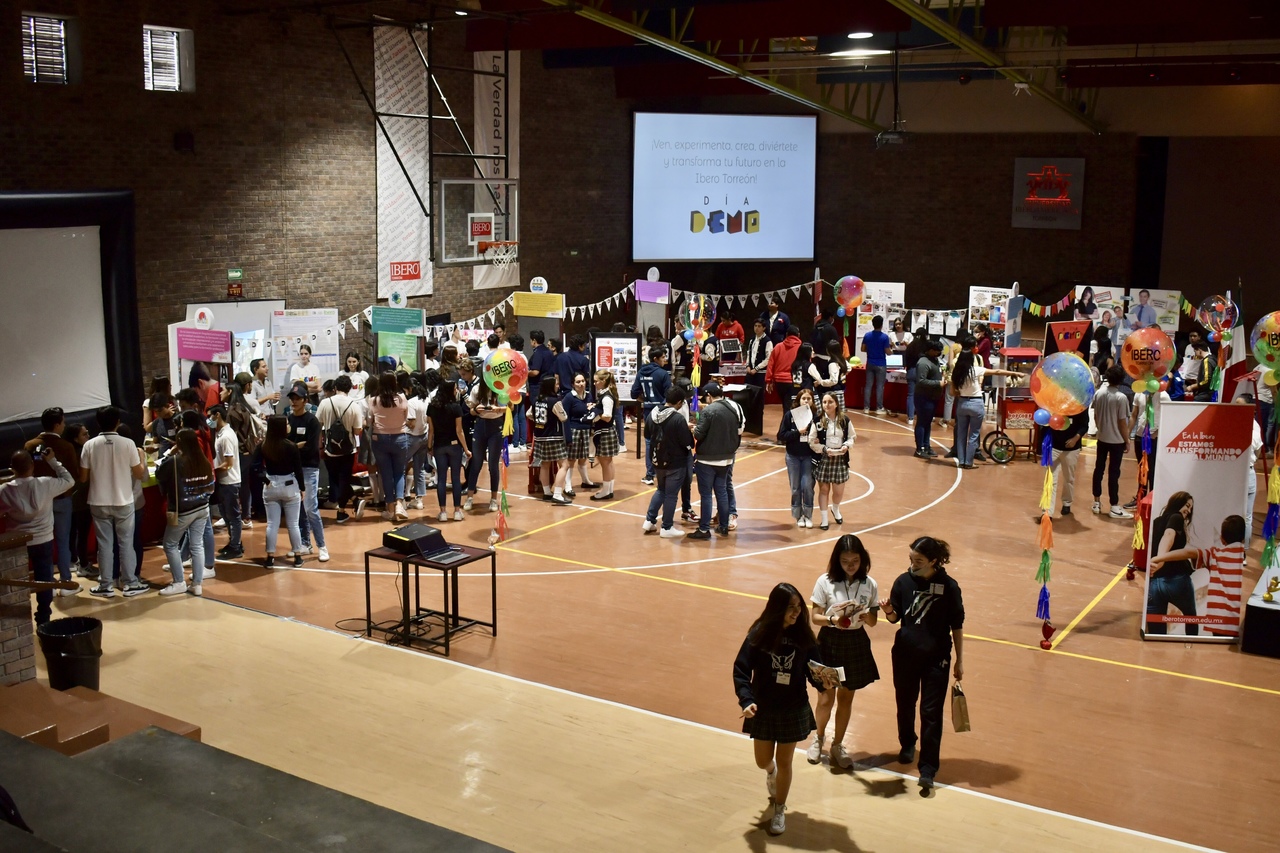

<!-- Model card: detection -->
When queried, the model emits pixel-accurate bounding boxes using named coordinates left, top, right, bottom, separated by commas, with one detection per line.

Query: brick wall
left=0, top=532, right=36, bottom=685
left=2, top=4, right=1138, bottom=386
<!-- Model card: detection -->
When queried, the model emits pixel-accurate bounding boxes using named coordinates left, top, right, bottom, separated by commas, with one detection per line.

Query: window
left=22, top=14, right=68, bottom=84
left=143, top=26, right=195, bottom=92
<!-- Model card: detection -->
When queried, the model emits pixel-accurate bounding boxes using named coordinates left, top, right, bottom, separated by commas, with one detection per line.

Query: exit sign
left=227, top=268, right=244, bottom=281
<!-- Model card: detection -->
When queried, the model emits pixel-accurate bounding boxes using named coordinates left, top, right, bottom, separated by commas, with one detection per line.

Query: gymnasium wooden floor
left=48, top=409, right=1276, bottom=851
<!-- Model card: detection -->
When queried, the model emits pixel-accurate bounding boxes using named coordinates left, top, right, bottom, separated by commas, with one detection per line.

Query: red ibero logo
left=1164, top=405, right=1252, bottom=461
left=390, top=262, right=421, bottom=282
left=470, top=220, right=493, bottom=240
left=1025, top=165, right=1072, bottom=209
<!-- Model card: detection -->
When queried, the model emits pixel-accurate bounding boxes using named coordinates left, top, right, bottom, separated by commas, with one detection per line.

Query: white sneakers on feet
left=1110, top=507, right=1134, bottom=519
left=802, top=517, right=812, bottom=528
left=806, top=736, right=823, bottom=764
left=796, top=518, right=805, bottom=529
left=768, top=803, right=786, bottom=836
left=318, top=547, right=330, bottom=562
left=830, top=742, right=853, bottom=769
left=1092, top=501, right=1102, bottom=514
left=56, top=585, right=81, bottom=597
left=159, top=582, right=187, bottom=596
left=642, top=520, right=656, bottom=533
left=454, top=509, right=464, bottom=522
left=410, top=497, right=423, bottom=510
left=463, top=496, right=474, bottom=511
left=438, top=511, right=448, bottom=522
left=658, top=527, right=683, bottom=539
left=394, top=501, right=409, bottom=522
left=489, top=499, right=499, bottom=512
left=189, top=584, right=203, bottom=597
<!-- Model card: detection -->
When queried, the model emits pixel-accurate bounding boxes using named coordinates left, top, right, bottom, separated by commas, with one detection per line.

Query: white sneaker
left=830, top=742, right=853, bottom=769
left=438, top=511, right=448, bottom=522
left=463, top=496, right=474, bottom=511
left=410, top=497, right=423, bottom=510
left=454, top=509, right=464, bottom=522
left=863, top=408, right=871, bottom=415
left=213, top=518, right=226, bottom=529
left=797, top=518, right=805, bottom=529
left=488, top=499, right=499, bottom=512
left=642, top=520, right=656, bottom=533
left=768, top=803, right=786, bottom=836
left=202, top=567, right=216, bottom=579
left=381, top=511, right=394, bottom=521
left=766, top=764, right=777, bottom=800
left=806, top=736, right=824, bottom=764
left=876, top=408, right=887, bottom=415
left=802, top=517, right=813, bottom=528
left=189, top=584, right=203, bottom=597
left=659, top=527, right=683, bottom=539
left=181, top=559, right=192, bottom=568
left=394, top=501, right=409, bottom=522
left=242, top=520, right=254, bottom=529
left=1092, top=501, right=1102, bottom=514
left=159, top=582, right=187, bottom=596
left=318, top=547, right=330, bottom=562
left=1110, top=507, right=1134, bottom=519
left=56, top=585, right=81, bottom=597
left=728, top=514, right=738, bottom=530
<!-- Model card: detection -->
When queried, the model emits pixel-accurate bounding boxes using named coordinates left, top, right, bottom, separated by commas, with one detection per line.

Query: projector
left=875, top=130, right=910, bottom=148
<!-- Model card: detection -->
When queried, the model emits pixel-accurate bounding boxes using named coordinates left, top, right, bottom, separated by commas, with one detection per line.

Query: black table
left=1241, top=567, right=1280, bottom=658
left=363, top=545, right=497, bottom=656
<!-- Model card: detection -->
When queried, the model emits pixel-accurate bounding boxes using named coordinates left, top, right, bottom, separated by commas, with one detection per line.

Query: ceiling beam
left=538, top=0, right=888, bottom=132
left=882, top=0, right=1105, bottom=134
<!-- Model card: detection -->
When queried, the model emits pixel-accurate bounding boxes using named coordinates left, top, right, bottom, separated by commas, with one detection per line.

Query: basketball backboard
left=438, top=178, right=519, bottom=266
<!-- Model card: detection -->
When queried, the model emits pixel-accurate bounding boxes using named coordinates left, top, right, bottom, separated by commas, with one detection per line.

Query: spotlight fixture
left=831, top=48, right=891, bottom=58
left=455, top=9, right=468, bottom=15
left=847, top=31, right=873, bottom=39
left=958, top=71, right=972, bottom=85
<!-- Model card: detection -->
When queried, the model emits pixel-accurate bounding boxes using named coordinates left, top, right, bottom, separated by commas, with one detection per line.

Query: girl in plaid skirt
left=531, top=377, right=571, bottom=504
left=808, top=392, right=855, bottom=530
left=733, top=582, right=838, bottom=837
left=590, top=369, right=620, bottom=501
left=562, top=373, right=599, bottom=497
left=806, top=534, right=880, bottom=770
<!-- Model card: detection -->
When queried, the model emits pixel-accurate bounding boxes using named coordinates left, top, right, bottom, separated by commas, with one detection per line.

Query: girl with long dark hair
left=466, top=372, right=509, bottom=512
left=903, top=327, right=928, bottom=425
left=562, top=372, right=599, bottom=497
left=340, top=352, right=369, bottom=402
left=950, top=336, right=1023, bottom=468
left=1147, top=491, right=1198, bottom=636
left=367, top=371, right=413, bottom=521
left=426, top=379, right=471, bottom=521
left=254, top=415, right=305, bottom=569
left=530, top=376, right=570, bottom=502
left=777, top=386, right=819, bottom=528
left=589, top=369, right=620, bottom=500
left=808, top=392, right=855, bottom=530
left=806, top=535, right=880, bottom=769
left=157, top=429, right=215, bottom=596
left=789, top=343, right=815, bottom=397
left=733, top=582, right=837, bottom=836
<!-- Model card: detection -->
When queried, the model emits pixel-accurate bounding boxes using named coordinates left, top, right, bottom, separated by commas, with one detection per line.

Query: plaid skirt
left=813, top=454, right=850, bottom=483
left=593, top=428, right=619, bottom=458
left=818, top=627, right=879, bottom=690
left=742, top=702, right=817, bottom=744
left=532, top=435, right=567, bottom=465
left=568, top=428, right=592, bottom=460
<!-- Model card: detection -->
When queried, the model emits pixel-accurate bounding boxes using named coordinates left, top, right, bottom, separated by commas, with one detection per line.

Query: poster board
left=185, top=299, right=285, bottom=338
left=269, top=309, right=341, bottom=391
left=1043, top=321, right=1092, bottom=357
left=1124, top=288, right=1181, bottom=335
left=1144, top=402, right=1255, bottom=641
left=233, top=331, right=266, bottom=376
left=852, top=281, right=906, bottom=353
left=371, top=306, right=425, bottom=373
left=591, top=334, right=642, bottom=402
left=968, top=286, right=1013, bottom=346
left=1073, top=285, right=1125, bottom=346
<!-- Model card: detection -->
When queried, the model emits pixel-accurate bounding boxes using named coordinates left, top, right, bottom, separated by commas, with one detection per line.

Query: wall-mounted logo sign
left=390, top=261, right=421, bottom=282
left=1013, top=158, right=1084, bottom=230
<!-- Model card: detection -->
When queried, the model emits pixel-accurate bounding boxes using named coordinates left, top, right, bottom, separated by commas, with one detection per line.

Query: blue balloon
left=836, top=307, right=846, bottom=318
left=683, top=329, right=695, bottom=341
left=1033, top=408, right=1052, bottom=426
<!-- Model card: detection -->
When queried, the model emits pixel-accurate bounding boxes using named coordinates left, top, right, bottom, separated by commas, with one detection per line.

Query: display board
left=968, top=286, right=1013, bottom=346
left=269, top=309, right=340, bottom=391
left=371, top=306, right=425, bottom=372
left=1072, top=285, right=1124, bottom=346
left=1124, top=288, right=1181, bottom=335
left=852, top=281, right=907, bottom=354
left=592, top=334, right=642, bottom=402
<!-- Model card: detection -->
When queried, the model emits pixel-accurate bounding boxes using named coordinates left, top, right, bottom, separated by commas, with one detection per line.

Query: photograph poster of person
left=1144, top=401, right=1256, bottom=641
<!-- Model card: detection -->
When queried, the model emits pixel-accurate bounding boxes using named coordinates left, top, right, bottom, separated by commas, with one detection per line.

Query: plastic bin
left=35, top=616, right=103, bottom=691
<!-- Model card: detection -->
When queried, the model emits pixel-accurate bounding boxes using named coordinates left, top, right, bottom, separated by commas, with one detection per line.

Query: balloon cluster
left=1119, top=327, right=1176, bottom=394
left=681, top=294, right=717, bottom=343
left=834, top=275, right=865, bottom=318
left=1029, top=352, right=1095, bottom=429
left=1196, top=295, right=1238, bottom=343
left=482, top=348, right=529, bottom=405
left=1253, top=311, right=1280, bottom=387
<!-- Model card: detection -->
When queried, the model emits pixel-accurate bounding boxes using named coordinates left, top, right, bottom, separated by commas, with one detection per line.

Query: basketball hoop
left=479, top=240, right=519, bottom=272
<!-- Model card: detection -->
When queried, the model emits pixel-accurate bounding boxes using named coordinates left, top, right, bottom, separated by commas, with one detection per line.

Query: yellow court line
left=497, top=546, right=1279, bottom=698
left=1051, top=566, right=1130, bottom=650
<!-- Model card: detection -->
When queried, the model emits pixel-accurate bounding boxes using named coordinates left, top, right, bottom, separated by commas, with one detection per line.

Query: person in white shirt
left=208, top=405, right=243, bottom=559
left=0, top=447, right=77, bottom=622
left=950, top=336, right=1024, bottom=469
left=289, top=344, right=322, bottom=398
left=405, top=377, right=435, bottom=510
left=339, top=352, right=370, bottom=403
left=317, top=373, right=366, bottom=523
left=1182, top=330, right=1205, bottom=385
left=251, top=358, right=280, bottom=415
left=80, top=406, right=149, bottom=597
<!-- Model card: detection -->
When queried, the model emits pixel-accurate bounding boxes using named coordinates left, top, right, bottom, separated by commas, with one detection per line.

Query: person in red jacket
left=716, top=310, right=745, bottom=346
left=766, top=326, right=803, bottom=412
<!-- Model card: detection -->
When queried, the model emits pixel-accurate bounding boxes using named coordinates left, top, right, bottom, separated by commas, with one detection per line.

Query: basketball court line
left=1050, top=565, right=1130, bottom=650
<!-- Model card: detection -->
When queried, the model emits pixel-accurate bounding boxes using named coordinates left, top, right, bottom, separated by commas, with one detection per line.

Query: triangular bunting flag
left=487, top=309, right=496, bottom=323
left=628, top=282, right=637, bottom=294
left=350, top=317, right=360, bottom=332
left=752, top=293, right=761, bottom=307
left=362, top=307, right=373, bottom=322
left=790, top=285, right=802, bottom=298
left=337, top=324, right=345, bottom=339
left=497, top=301, right=507, bottom=316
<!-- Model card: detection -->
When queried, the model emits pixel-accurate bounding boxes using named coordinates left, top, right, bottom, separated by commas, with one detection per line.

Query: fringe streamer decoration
left=1036, top=548, right=1052, bottom=585
left=1040, top=432, right=1053, bottom=467
left=1132, top=516, right=1145, bottom=550
left=1037, top=584, right=1051, bottom=621
left=1039, top=469, right=1054, bottom=513
left=1269, top=470, right=1280, bottom=506
left=1038, top=513, right=1054, bottom=550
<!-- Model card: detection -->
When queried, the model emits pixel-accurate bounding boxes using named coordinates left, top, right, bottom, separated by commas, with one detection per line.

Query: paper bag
left=951, top=682, right=971, bottom=733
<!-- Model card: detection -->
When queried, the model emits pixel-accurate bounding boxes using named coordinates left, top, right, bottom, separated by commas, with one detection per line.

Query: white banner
left=376, top=27, right=433, bottom=298
left=1145, top=402, right=1255, bottom=641
left=473, top=50, right=520, bottom=291
left=269, top=309, right=341, bottom=391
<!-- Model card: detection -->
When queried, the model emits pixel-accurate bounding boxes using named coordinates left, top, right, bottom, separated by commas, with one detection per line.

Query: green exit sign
left=227, top=268, right=244, bottom=281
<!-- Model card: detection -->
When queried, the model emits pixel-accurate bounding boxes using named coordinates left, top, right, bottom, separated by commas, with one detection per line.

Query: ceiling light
left=848, top=32, right=873, bottom=40
left=455, top=9, right=468, bottom=15
left=831, top=48, right=891, bottom=58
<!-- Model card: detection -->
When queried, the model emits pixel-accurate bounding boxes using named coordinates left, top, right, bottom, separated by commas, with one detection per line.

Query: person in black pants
left=879, top=535, right=965, bottom=795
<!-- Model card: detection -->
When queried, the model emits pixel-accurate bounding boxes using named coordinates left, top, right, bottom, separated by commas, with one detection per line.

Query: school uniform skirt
left=813, top=454, right=850, bottom=484
left=568, top=427, right=592, bottom=459
left=593, top=427, right=619, bottom=457
left=743, top=702, right=817, bottom=744
left=532, top=435, right=567, bottom=465
left=817, top=626, right=879, bottom=690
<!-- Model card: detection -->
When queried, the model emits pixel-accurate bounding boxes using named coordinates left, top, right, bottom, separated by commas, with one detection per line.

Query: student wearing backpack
left=225, top=372, right=265, bottom=524
left=318, top=374, right=363, bottom=524
left=286, top=383, right=328, bottom=561
left=641, top=386, right=693, bottom=538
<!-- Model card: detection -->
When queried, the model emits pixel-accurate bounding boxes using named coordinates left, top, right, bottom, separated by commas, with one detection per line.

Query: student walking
left=809, top=392, right=855, bottom=530
left=777, top=387, right=818, bottom=528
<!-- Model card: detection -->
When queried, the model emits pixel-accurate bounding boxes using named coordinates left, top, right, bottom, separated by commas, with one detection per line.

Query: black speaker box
left=383, top=523, right=446, bottom=557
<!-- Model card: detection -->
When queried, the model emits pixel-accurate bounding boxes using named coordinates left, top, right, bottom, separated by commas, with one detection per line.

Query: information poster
left=1145, top=402, right=1255, bottom=641
left=1043, top=321, right=1092, bottom=356
left=968, top=286, right=1012, bottom=346
left=269, top=308, right=340, bottom=390
left=592, top=334, right=642, bottom=402
left=1124, top=288, right=1181, bottom=335
left=371, top=306, right=425, bottom=372
left=175, top=328, right=232, bottom=363
left=852, top=281, right=907, bottom=354
left=1073, top=285, right=1125, bottom=346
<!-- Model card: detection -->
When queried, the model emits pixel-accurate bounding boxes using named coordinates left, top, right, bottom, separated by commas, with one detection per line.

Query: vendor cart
left=982, top=346, right=1042, bottom=463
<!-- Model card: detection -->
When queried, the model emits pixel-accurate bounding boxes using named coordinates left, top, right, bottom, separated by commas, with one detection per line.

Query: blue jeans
left=646, top=464, right=687, bottom=530
left=372, top=433, right=411, bottom=502
left=1146, top=573, right=1199, bottom=636
left=467, top=418, right=505, bottom=495
left=864, top=365, right=886, bottom=410
left=642, top=404, right=659, bottom=479
left=298, top=468, right=324, bottom=549
left=264, top=483, right=302, bottom=555
left=91, top=504, right=137, bottom=585
left=695, top=462, right=731, bottom=532
left=180, top=506, right=215, bottom=568
left=434, top=444, right=466, bottom=509
left=914, top=396, right=937, bottom=451
left=217, top=483, right=242, bottom=550
left=29, top=541, right=54, bottom=623
left=164, top=509, right=208, bottom=585
left=512, top=404, right=528, bottom=447
left=955, top=397, right=985, bottom=465
left=52, top=495, right=73, bottom=581
left=785, top=453, right=815, bottom=521
left=905, top=368, right=917, bottom=420
left=410, top=436, right=433, bottom=497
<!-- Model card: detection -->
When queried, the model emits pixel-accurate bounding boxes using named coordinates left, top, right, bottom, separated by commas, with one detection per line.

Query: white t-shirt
left=407, top=396, right=430, bottom=437
left=81, top=432, right=140, bottom=507
left=956, top=362, right=987, bottom=398
left=214, top=424, right=242, bottom=485
left=811, top=574, right=880, bottom=631
left=341, top=370, right=370, bottom=401
left=1182, top=345, right=1201, bottom=382
left=290, top=361, right=320, bottom=389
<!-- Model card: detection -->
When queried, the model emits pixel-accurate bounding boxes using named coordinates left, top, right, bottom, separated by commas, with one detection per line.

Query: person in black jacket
left=631, top=346, right=672, bottom=486
left=777, top=387, right=819, bottom=528
left=253, top=416, right=306, bottom=569
left=880, top=536, right=965, bottom=794
left=733, top=582, right=838, bottom=836
left=912, top=341, right=945, bottom=457
left=157, top=429, right=215, bottom=596
left=641, top=387, right=693, bottom=538
left=1047, top=410, right=1090, bottom=517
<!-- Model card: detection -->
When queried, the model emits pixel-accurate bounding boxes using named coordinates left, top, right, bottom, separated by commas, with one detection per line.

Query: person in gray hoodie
left=642, top=387, right=693, bottom=538
left=0, top=447, right=76, bottom=622
left=690, top=382, right=740, bottom=540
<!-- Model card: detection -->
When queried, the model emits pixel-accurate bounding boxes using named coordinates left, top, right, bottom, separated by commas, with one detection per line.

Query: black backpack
left=324, top=401, right=355, bottom=456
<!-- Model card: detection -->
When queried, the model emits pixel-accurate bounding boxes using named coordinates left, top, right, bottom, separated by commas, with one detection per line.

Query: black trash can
left=35, top=616, right=103, bottom=691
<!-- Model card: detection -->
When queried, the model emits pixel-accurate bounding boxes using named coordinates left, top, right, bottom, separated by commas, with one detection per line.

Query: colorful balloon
left=1196, top=295, right=1238, bottom=334
left=1033, top=408, right=1052, bottom=426
left=835, top=276, right=865, bottom=313
left=1250, top=311, right=1280, bottom=369
left=683, top=294, right=717, bottom=334
left=482, top=348, right=528, bottom=403
left=1048, top=413, right=1066, bottom=429
left=1119, top=327, right=1175, bottom=382
left=1029, top=352, right=1096, bottom=417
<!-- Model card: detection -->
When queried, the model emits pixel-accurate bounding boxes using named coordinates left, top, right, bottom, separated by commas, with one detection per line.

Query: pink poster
left=176, top=328, right=233, bottom=363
